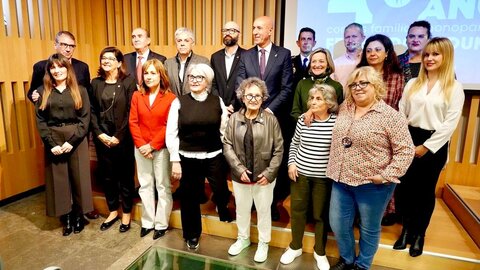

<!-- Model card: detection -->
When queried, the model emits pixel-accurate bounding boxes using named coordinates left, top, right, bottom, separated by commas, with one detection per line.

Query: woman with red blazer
left=129, top=59, right=176, bottom=240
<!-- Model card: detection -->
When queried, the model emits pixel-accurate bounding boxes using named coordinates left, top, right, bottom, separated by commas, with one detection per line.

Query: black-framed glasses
left=342, top=137, right=352, bottom=148
left=57, top=42, right=76, bottom=49
left=101, top=57, right=117, bottom=62
left=348, top=81, right=370, bottom=91
left=243, top=94, right=264, bottom=101
left=221, top=28, right=240, bottom=35
left=187, top=75, right=205, bottom=82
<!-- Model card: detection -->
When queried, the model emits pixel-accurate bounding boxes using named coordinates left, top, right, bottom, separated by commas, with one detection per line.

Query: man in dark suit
left=236, top=16, right=294, bottom=221
left=124, top=27, right=167, bottom=86
left=210, top=21, right=245, bottom=114
left=291, top=27, right=316, bottom=87
left=27, top=31, right=91, bottom=103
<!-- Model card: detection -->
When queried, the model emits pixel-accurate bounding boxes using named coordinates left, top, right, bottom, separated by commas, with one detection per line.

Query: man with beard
left=291, top=27, right=316, bottom=87
left=210, top=21, right=245, bottom=114
left=332, top=23, right=365, bottom=88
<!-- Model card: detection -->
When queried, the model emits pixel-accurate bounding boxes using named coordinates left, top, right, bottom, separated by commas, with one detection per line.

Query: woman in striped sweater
left=280, top=84, right=339, bottom=270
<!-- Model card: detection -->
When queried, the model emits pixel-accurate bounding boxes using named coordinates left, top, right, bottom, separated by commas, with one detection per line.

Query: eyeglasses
left=221, top=28, right=240, bottom=35
left=348, top=81, right=370, bottom=91
left=243, top=94, right=264, bottom=101
left=342, top=137, right=352, bottom=148
left=101, top=57, right=117, bottom=62
left=187, top=75, right=205, bottom=82
left=57, top=42, right=76, bottom=49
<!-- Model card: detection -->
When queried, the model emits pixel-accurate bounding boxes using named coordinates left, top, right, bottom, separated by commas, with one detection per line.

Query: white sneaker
left=313, top=251, right=330, bottom=270
left=254, top=242, right=269, bottom=263
left=280, top=247, right=302, bottom=264
left=228, top=238, right=251, bottom=256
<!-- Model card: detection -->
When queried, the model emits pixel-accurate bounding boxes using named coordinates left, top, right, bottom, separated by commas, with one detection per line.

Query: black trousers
left=179, top=154, right=230, bottom=240
left=94, top=138, right=135, bottom=213
left=272, top=111, right=294, bottom=205
left=397, top=126, right=448, bottom=236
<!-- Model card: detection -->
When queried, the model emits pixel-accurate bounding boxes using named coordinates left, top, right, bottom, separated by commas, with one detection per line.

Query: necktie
left=260, top=49, right=266, bottom=79
left=136, top=55, right=143, bottom=85
left=302, top=57, right=308, bottom=69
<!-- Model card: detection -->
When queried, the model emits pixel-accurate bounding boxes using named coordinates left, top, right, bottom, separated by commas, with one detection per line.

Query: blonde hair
left=345, top=66, right=386, bottom=103
left=309, top=48, right=335, bottom=74
left=409, top=37, right=455, bottom=103
left=39, top=54, right=82, bottom=110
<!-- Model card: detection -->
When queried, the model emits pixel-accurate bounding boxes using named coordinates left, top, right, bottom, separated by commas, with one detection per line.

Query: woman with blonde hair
left=129, top=59, right=176, bottom=239
left=36, top=53, right=92, bottom=236
left=327, top=66, right=414, bottom=270
left=395, top=37, right=464, bottom=257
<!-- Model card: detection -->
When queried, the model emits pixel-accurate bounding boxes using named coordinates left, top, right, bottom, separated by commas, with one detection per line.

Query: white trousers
left=232, top=180, right=276, bottom=243
left=134, top=148, right=172, bottom=230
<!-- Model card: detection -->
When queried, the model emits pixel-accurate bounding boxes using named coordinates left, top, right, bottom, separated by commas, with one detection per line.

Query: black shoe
left=140, top=227, right=153, bottom=237
left=409, top=235, right=424, bottom=257
left=100, top=216, right=119, bottom=231
left=352, top=264, right=367, bottom=270
left=271, top=205, right=280, bottom=221
left=218, top=207, right=233, bottom=223
left=153, top=229, right=167, bottom=240
left=85, top=210, right=100, bottom=219
left=186, top=238, right=199, bottom=249
left=119, top=223, right=131, bottom=233
left=393, top=228, right=410, bottom=250
left=381, top=213, right=396, bottom=226
left=73, top=216, right=87, bottom=234
left=186, top=238, right=200, bottom=249
left=331, top=257, right=354, bottom=270
left=62, top=214, right=73, bottom=236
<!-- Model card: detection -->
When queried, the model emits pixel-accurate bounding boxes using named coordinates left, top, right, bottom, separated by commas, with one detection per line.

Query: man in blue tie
left=291, top=27, right=316, bottom=87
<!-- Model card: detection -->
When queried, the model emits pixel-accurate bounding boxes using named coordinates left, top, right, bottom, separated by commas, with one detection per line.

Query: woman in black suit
left=90, top=47, right=136, bottom=232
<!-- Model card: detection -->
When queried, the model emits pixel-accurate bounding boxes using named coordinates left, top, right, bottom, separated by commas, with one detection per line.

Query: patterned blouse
left=326, top=100, right=415, bottom=186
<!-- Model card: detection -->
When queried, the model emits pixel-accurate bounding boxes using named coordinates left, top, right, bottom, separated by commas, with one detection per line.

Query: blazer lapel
left=141, top=92, right=152, bottom=110
left=263, top=45, right=279, bottom=79
left=251, top=48, right=261, bottom=77
left=227, top=50, right=242, bottom=81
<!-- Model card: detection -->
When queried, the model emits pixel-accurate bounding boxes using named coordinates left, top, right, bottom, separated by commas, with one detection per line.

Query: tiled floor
left=0, top=192, right=398, bottom=270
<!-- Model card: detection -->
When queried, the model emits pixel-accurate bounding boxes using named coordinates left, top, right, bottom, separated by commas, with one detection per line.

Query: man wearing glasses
left=210, top=21, right=245, bottom=115
left=28, top=31, right=91, bottom=103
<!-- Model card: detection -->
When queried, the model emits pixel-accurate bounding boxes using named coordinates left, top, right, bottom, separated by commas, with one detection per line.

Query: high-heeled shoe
left=62, top=214, right=73, bottom=236
left=393, top=228, right=410, bottom=250
left=100, top=216, right=119, bottom=231
left=409, top=235, right=424, bottom=257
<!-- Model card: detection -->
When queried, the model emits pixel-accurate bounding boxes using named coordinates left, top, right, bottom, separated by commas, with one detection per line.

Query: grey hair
left=236, top=77, right=269, bottom=101
left=186, top=63, right=214, bottom=87
left=174, top=27, right=195, bottom=43
left=307, top=84, right=339, bottom=113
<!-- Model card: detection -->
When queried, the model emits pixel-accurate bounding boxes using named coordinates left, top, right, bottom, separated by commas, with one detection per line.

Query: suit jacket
left=89, top=75, right=136, bottom=142
left=124, top=50, right=167, bottom=83
left=291, top=54, right=310, bottom=87
left=210, top=46, right=245, bottom=110
left=236, top=44, right=294, bottom=116
left=164, top=52, right=210, bottom=97
left=28, top=58, right=90, bottom=103
left=129, top=90, right=176, bottom=150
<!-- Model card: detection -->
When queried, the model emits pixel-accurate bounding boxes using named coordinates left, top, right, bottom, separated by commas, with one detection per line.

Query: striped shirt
left=288, top=114, right=336, bottom=178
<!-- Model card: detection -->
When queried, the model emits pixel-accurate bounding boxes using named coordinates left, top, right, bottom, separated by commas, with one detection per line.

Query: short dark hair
left=297, top=27, right=315, bottom=41
left=97, top=46, right=128, bottom=80
left=408, top=20, right=431, bottom=38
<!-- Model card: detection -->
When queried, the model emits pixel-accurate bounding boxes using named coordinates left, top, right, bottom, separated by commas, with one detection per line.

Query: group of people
left=30, top=15, right=464, bottom=270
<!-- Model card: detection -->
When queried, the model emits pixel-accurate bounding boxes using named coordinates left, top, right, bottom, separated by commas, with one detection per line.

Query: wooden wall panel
left=2, top=0, right=477, bottom=203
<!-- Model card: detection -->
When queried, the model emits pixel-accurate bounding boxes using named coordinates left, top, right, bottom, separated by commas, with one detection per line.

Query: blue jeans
left=329, top=182, right=395, bottom=269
